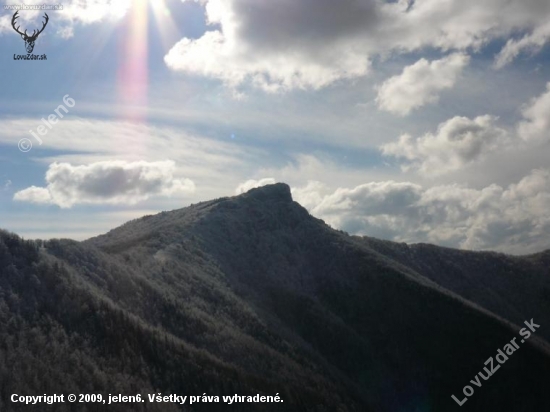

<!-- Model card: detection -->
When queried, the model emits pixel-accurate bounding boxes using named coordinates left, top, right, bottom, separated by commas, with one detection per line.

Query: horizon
left=5, top=181, right=547, bottom=258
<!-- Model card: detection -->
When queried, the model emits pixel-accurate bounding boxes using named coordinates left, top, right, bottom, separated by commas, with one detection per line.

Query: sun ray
left=150, top=0, right=182, bottom=51
left=117, top=0, right=149, bottom=123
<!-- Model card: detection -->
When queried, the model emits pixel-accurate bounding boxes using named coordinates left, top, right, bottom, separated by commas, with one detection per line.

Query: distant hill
left=1, top=183, right=550, bottom=411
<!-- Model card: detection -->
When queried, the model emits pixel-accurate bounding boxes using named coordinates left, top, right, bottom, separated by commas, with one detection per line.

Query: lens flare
left=117, top=0, right=149, bottom=122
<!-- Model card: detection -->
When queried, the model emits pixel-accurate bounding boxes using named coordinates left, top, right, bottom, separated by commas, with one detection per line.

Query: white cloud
left=60, top=0, right=132, bottom=24
left=294, top=169, right=550, bottom=254
left=0, top=117, right=263, bottom=201
left=14, top=160, right=195, bottom=208
left=253, top=154, right=398, bottom=196
left=381, top=115, right=508, bottom=174
left=518, top=83, right=550, bottom=142
left=291, top=181, right=330, bottom=211
left=375, top=54, right=470, bottom=116
left=495, top=21, right=550, bottom=68
left=235, top=178, right=276, bottom=194
left=56, top=26, right=74, bottom=39
left=0, top=15, right=11, bottom=32
left=164, top=27, right=370, bottom=92
left=14, top=186, right=52, bottom=204
left=167, top=0, right=550, bottom=91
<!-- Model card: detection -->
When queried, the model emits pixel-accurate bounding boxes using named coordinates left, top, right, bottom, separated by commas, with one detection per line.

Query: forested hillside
left=1, top=184, right=550, bottom=411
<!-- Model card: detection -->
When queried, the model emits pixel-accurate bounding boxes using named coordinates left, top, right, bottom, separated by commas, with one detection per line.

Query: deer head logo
left=11, top=12, right=49, bottom=54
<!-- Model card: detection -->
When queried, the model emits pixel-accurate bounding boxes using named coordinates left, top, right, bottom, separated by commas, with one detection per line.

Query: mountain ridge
left=1, top=183, right=550, bottom=411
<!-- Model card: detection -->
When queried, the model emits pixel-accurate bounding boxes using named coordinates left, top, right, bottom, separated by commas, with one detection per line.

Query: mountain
left=1, top=183, right=550, bottom=411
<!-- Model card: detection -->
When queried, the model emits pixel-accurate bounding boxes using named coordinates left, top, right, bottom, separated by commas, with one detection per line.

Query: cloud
left=14, top=160, right=195, bottom=208
left=13, top=186, right=52, bottom=204
left=518, top=82, right=550, bottom=142
left=495, top=21, right=550, bottom=68
left=0, top=117, right=262, bottom=200
left=164, top=22, right=370, bottom=91
left=56, top=26, right=74, bottom=39
left=294, top=169, right=550, bottom=254
left=235, top=178, right=276, bottom=194
left=165, top=0, right=380, bottom=90
left=375, top=54, right=470, bottom=116
left=291, top=181, right=330, bottom=211
left=0, top=15, right=11, bottom=32
left=381, top=115, right=508, bottom=174
left=167, top=0, right=550, bottom=91
left=60, top=0, right=132, bottom=23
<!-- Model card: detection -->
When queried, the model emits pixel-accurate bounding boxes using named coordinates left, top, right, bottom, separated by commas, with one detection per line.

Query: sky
left=0, top=0, right=549, bottom=254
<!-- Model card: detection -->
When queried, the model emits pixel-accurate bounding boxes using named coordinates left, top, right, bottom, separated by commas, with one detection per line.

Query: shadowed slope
left=1, top=184, right=550, bottom=411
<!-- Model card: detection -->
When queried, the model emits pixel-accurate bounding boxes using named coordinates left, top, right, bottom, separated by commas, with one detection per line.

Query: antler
left=11, top=12, right=49, bottom=40
left=11, top=11, right=27, bottom=38
left=33, top=13, right=49, bottom=38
